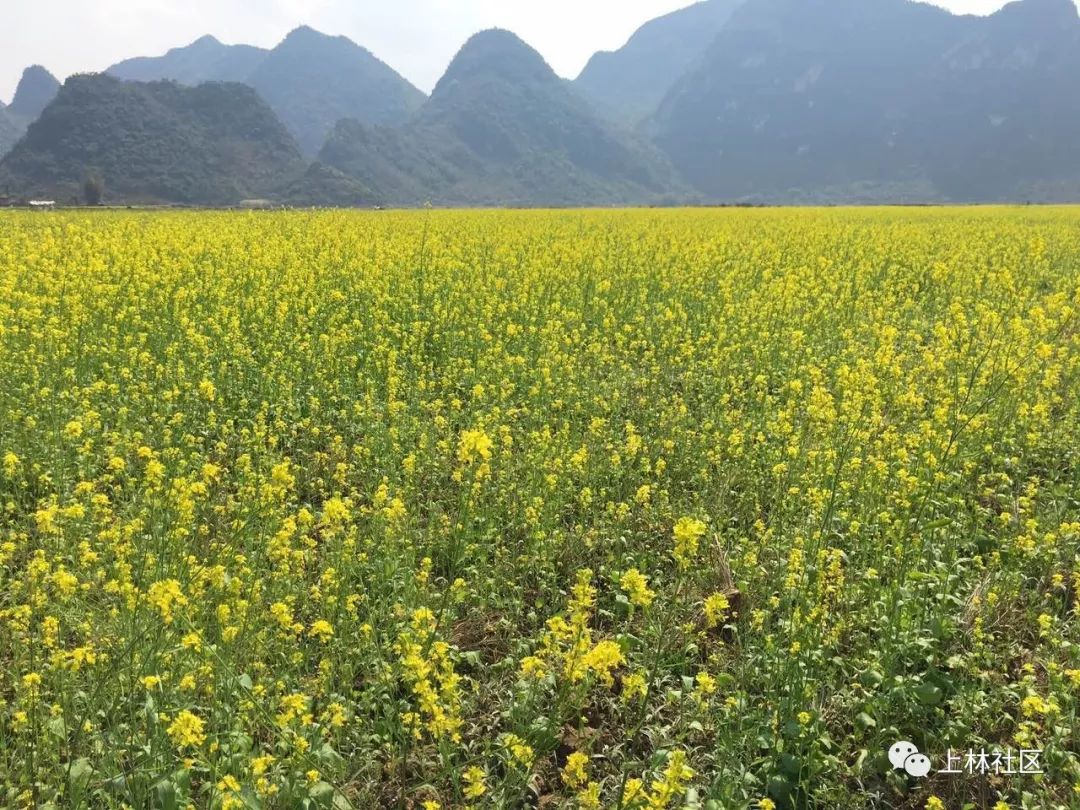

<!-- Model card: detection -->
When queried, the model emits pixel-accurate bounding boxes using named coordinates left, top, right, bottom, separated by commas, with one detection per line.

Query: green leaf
left=69, top=757, right=93, bottom=791
left=317, top=742, right=345, bottom=770
left=853, top=749, right=869, bottom=771
left=309, top=781, right=336, bottom=807
left=152, top=778, right=177, bottom=810
left=915, top=683, right=943, bottom=705
left=48, top=715, right=68, bottom=738
left=859, top=669, right=884, bottom=688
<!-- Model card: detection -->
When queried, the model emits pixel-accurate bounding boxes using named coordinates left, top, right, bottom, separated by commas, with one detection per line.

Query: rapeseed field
left=0, top=208, right=1078, bottom=809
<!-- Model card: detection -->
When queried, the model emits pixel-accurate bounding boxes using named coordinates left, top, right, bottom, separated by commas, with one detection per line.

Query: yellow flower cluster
left=703, top=592, right=730, bottom=629
left=166, top=709, right=206, bottom=749
left=672, top=517, right=706, bottom=569
left=522, top=569, right=626, bottom=687
left=642, top=750, right=695, bottom=809
left=146, top=578, right=188, bottom=625
left=395, top=608, right=464, bottom=743
left=620, top=567, right=655, bottom=608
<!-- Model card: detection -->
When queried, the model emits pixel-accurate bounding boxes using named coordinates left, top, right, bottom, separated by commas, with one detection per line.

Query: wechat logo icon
left=890, top=741, right=932, bottom=778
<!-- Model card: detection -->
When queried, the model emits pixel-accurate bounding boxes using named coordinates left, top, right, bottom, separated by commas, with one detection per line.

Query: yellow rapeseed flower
left=672, top=518, right=706, bottom=569
left=167, top=710, right=206, bottom=749
left=620, top=568, right=655, bottom=608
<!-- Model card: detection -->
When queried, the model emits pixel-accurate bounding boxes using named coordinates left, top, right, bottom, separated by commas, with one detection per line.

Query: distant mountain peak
left=995, top=0, right=1078, bottom=22
left=2, top=66, right=60, bottom=156
left=246, top=24, right=425, bottom=155
left=575, top=0, right=745, bottom=126
left=317, top=26, right=689, bottom=207
left=8, top=65, right=60, bottom=118
left=651, top=0, right=1080, bottom=203
left=462, top=27, right=531, bottom=47
left=17, top=64, right=57, bottom=83
left=107, top=36, right=268, bottom=88
left=435, top=28, right=556, bottom=95
left=105, top=26, right=423, bottom=157
left=280, top=25, right=350, bottom=46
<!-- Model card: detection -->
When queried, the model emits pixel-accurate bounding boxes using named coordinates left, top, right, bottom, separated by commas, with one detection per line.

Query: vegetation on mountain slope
left=0, top=74, right=305, bottom=204
left=322, top=30, right=688, bottom=207
left=651, top=0, right=1080, bottom=202
left=107, top=27, right=426, bottom=157
left=107, top=35, right=269, bottom=86
left=575, top=0, right=745, bottom=126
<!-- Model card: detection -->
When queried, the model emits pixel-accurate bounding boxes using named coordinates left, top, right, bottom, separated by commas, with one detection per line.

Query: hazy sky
left=0, top=0, right=1066, bottom=102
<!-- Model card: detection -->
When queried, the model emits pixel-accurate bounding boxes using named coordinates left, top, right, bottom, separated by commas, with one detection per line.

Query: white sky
left=0, top=0, right=1065, bottom=103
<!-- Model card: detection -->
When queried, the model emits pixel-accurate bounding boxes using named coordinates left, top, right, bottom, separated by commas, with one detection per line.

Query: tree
left=83, top=171, right=104, bottom=205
